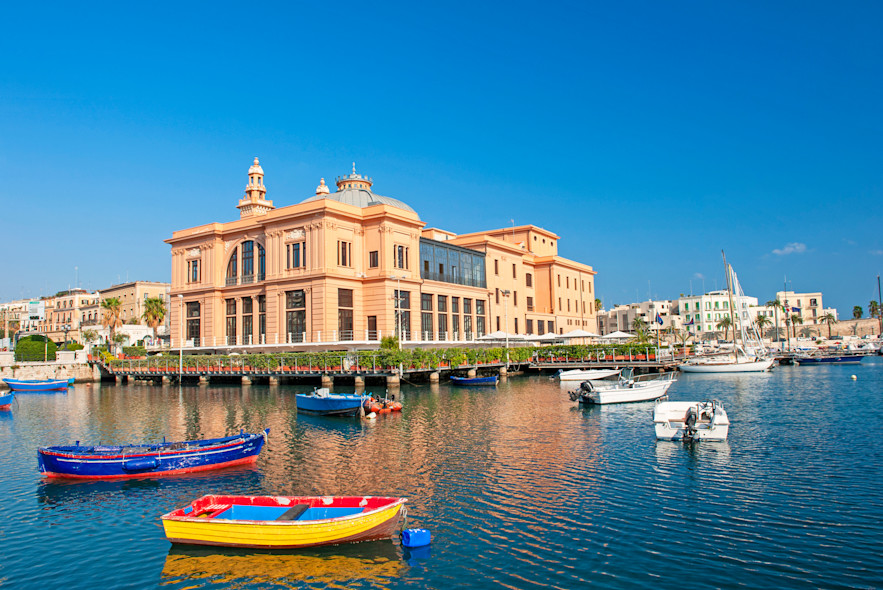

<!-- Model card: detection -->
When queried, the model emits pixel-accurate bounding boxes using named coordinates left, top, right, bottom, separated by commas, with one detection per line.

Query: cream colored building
left=166, top=159, right=597, bottom=349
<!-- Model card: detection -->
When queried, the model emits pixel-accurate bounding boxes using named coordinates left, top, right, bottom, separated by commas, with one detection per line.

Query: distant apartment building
left=598, top=300, right=679, bottom=335
left=775, top=290, right=828, bottom=325
left=166, top=159, right=597, bottom=348
left=677, top=290, right=758, bottom=336
left=47, top=288, right=100, bottom=345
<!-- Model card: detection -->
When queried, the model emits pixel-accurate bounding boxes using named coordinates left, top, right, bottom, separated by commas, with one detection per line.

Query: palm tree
left=631, top=316, right=647, bottom=333
left=716, top=315, right=732, bottom=340
left=820, top=312, right=836, bottom=338
left=142, top=296, right=166, bottom=338
left=799, top=326, right=815, bottom=338
left=853, top=305, right=863, bottom=320
left=790, top=314, right=803, bottom=340
left=101, top=297, right=123, bottom=348
left=765, top=299, right=783, bottom=341
left=594, top=298, right=603, bottom=314
left=754, top=314, right=772, bottom=339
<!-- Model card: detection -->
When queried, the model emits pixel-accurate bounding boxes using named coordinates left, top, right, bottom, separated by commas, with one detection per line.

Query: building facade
left=166, top=159, right=597, bottom=348
left=677, top=290, right=758, bottom=337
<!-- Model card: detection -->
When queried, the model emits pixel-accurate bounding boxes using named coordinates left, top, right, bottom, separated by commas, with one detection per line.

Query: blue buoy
left=401, top=528, right=431, bottom=547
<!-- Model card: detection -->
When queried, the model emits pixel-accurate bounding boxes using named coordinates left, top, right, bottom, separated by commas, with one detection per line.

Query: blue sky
left=1, top=1, right=881, bottom=316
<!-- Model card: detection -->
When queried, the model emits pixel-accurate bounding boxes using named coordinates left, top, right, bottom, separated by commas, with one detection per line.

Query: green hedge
left=110, top=344, right=659, bottom=371
left=15, top=335, right=58, bottom=361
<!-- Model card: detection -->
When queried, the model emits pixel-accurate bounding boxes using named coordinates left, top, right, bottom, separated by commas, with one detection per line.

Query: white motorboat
left=569, top=372, right=676, bottom=405
left=679, top=354, right=774, bottom=373
left=653, top=400, right=729, bottom=441
left=556, top=368, right=621, bottom=382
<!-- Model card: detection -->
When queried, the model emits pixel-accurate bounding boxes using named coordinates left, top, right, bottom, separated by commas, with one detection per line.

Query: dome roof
left=248, top=157, right=264, bottom=175
left=300, top=186, right=417, bottom=214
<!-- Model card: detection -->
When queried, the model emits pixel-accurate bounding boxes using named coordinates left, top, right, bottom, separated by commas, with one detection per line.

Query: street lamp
left=63, top=324, right=70, bottom=350
left=177, top=294, right=184, bottom=378
left=501, top=289, right=511, bottom=367
left=390, top=276, right=403, bottom=350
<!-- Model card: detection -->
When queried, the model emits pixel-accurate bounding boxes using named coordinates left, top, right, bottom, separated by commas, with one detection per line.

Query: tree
left=765, top=299, right=783, bottom=340
left=790, top=314, right=803, bottom=340
left=754, top=314, right=772, bottom=338
left=631, top=317, right=647, bottom=333
left=819, top=312, right=836, bottom=339
left=142, top=296, right=166, bottom=336
left=799, top=326, right=815, bottom=338
left=716, top=315, right=732, bottom=340
left=853, top=306, right=863, bottom=320
left=101, top=297, right=123, bottom=346
left=594, top=298, right=603, bottom=314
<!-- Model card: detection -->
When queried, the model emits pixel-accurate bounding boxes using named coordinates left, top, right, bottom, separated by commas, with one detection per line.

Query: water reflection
left=160, top=542, right=406, bottom=589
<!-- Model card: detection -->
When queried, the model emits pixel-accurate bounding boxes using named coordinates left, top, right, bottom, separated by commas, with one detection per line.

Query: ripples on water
left=1, top=360, right=881, bottom=589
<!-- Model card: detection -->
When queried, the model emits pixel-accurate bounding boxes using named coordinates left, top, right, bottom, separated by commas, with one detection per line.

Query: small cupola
left=336, top=162, right=373, bottom=190
left=237, top=157, right=275, bottom=218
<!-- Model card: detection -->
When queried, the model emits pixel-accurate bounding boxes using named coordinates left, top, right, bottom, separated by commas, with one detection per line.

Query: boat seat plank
left=297, top=507, right=365, bottom=521
left=276, top=503, right=311, bottom=521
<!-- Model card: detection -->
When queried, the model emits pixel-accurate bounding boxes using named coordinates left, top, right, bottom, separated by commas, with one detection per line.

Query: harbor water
left=1, top=359, right=881, bottom=589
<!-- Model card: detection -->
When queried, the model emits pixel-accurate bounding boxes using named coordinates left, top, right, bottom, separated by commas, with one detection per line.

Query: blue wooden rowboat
left=0, top=392, right=13, bottom=410
left=37, top=429, right=269, bottom=479
left=450, top=375, right=499, bottom=386
left=295, top=388, right=365, bottom=416
left=795, top=353, right=864, bottom=364
left=3, top=378, right=71, bottom=392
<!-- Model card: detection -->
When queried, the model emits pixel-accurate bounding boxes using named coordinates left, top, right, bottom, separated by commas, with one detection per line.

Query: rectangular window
left=188, top=260, right=199, bottom=283
left=526, top=273, right=532, bottom=287
left=463, top=298, right=472, bottom=314
left=464, top=315, right=472, bottom=337
left=338, top=241, right=352, bottom=267
left=512, top=263, right=517, bottom=279
left=421, top=293, right=433, bottom=311
left=496, top=316, right=501, bottom=331
left=226, top=298, right=236, bottom=344
left=514, top=318, right=518, bottom=334
left=566, top=276, right=570, bottom=289
left=495, top=288, right=500, bottom=304
left=286, top=290, right=306, bottom=342
left=258, top=295, right=266, bottom=341
left=437, top=313, right=447, bottom=338
left=452, top=314, right=459, bottom=338
left=475, top=300, right=485, bottom=316
left=369, top=250, right=379, bottom=268
left=395, top=245, right=409, bottom=269
left=558, top=298, right=562, bottom=311
left=437, top=295, right=447, bottom=312
left=567, top=299, right=571, bottom=312
left=476, top=316, right=485, bottom=336
left=537, top=320, right=544, bottom=334
left=514, top=291, right=518, bottom=307
left=186, top=302, right=200, bottom=345
left=451, top=297, right=459, bottom=313
left=558, top=274, right=561, bottom=287
left=527, top=296, right=534, bottom=311
left=526, top=319, right=533, bottom=334
left=494, top=259, right=499, bottom=275
left=338, top=289, right=353, bottom=341
left=421, top=312, right=433, bottom=339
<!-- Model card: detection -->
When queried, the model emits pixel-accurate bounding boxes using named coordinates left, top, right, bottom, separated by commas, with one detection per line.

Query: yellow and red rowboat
left=161, top=495, right=407, bottom=549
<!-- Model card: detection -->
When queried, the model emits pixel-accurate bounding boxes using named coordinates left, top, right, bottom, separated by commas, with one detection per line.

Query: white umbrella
left=600, top=331, right=634, bottom=340
left=562, top=329, right=601, bottom=338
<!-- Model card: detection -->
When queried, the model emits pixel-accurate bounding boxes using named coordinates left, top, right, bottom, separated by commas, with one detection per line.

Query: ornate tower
left=237, top=157, right=275, bottom=218
left=335, top=162, right=373, bottom=190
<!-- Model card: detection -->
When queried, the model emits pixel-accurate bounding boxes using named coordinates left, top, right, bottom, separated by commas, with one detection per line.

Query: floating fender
left=401, top=528, right=431, bottom=548
left=122, top=457, right=159, bottom=471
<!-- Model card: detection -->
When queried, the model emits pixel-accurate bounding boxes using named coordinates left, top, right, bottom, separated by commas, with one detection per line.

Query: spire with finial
left=237, top=156, right=274, bottom=218
left=336, top=162, right=373, bottom=190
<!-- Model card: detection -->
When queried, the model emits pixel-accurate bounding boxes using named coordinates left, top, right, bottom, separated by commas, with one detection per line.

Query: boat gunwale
left=161, top=495, right=407, bottom=527
left=38, top=431, right=265, bottom=460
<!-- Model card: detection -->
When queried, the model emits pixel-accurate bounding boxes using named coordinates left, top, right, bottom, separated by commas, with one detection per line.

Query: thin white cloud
left=693, top=272, right=704, bottom=280
left=772, top=242, right=807, bottom=256
left=871, top=249, right=883, bottom=256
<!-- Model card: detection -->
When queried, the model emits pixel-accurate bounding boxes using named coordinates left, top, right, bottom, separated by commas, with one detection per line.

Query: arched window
left=227, top=241, right=265, bottom=285
left=226, top=249, right=238, bottom=285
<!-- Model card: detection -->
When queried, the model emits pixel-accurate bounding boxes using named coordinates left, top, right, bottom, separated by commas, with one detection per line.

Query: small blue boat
left=0, top=392, right=13, bottom=409
left=295, top=388, right=365, bottom=416
left=795, top=354, right=864, bottom=365
left=38, top=429, right=269, bottom=479
left=3, top=378, right=71, bottom=392
left=450, top=375, right=499, bottom=386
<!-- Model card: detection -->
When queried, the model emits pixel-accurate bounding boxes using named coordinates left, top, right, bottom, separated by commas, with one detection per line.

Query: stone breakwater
left=0, top=362, right=99, bottom=388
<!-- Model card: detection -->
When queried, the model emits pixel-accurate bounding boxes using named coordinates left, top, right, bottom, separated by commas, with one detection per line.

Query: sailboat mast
left=722, top=250, right=739, bottom=363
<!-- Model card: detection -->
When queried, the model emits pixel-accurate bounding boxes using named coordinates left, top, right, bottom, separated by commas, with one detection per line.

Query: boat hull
left=162, top=495, right=407, bottom=549
left=580, top=379, right=674, bottom=404
left=0, top=392, right=13, bottom=410
left=295, top=394, right=364, bottom=416
left=557, top=369, right=620, bottom=381
left=795, top=355, right=864, bottom=364
left=654, top=401, right=729, bottom=441
left=3, top=378, right=70, bottom=392
left=37, top=430, right=268, bottom=479
left=678, top=358, right=774, bottom=373
left=450, top=376, right=498, bottom=386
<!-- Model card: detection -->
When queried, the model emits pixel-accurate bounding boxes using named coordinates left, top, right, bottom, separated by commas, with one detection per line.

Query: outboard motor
left=683, top=407, right=698, bottom=443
